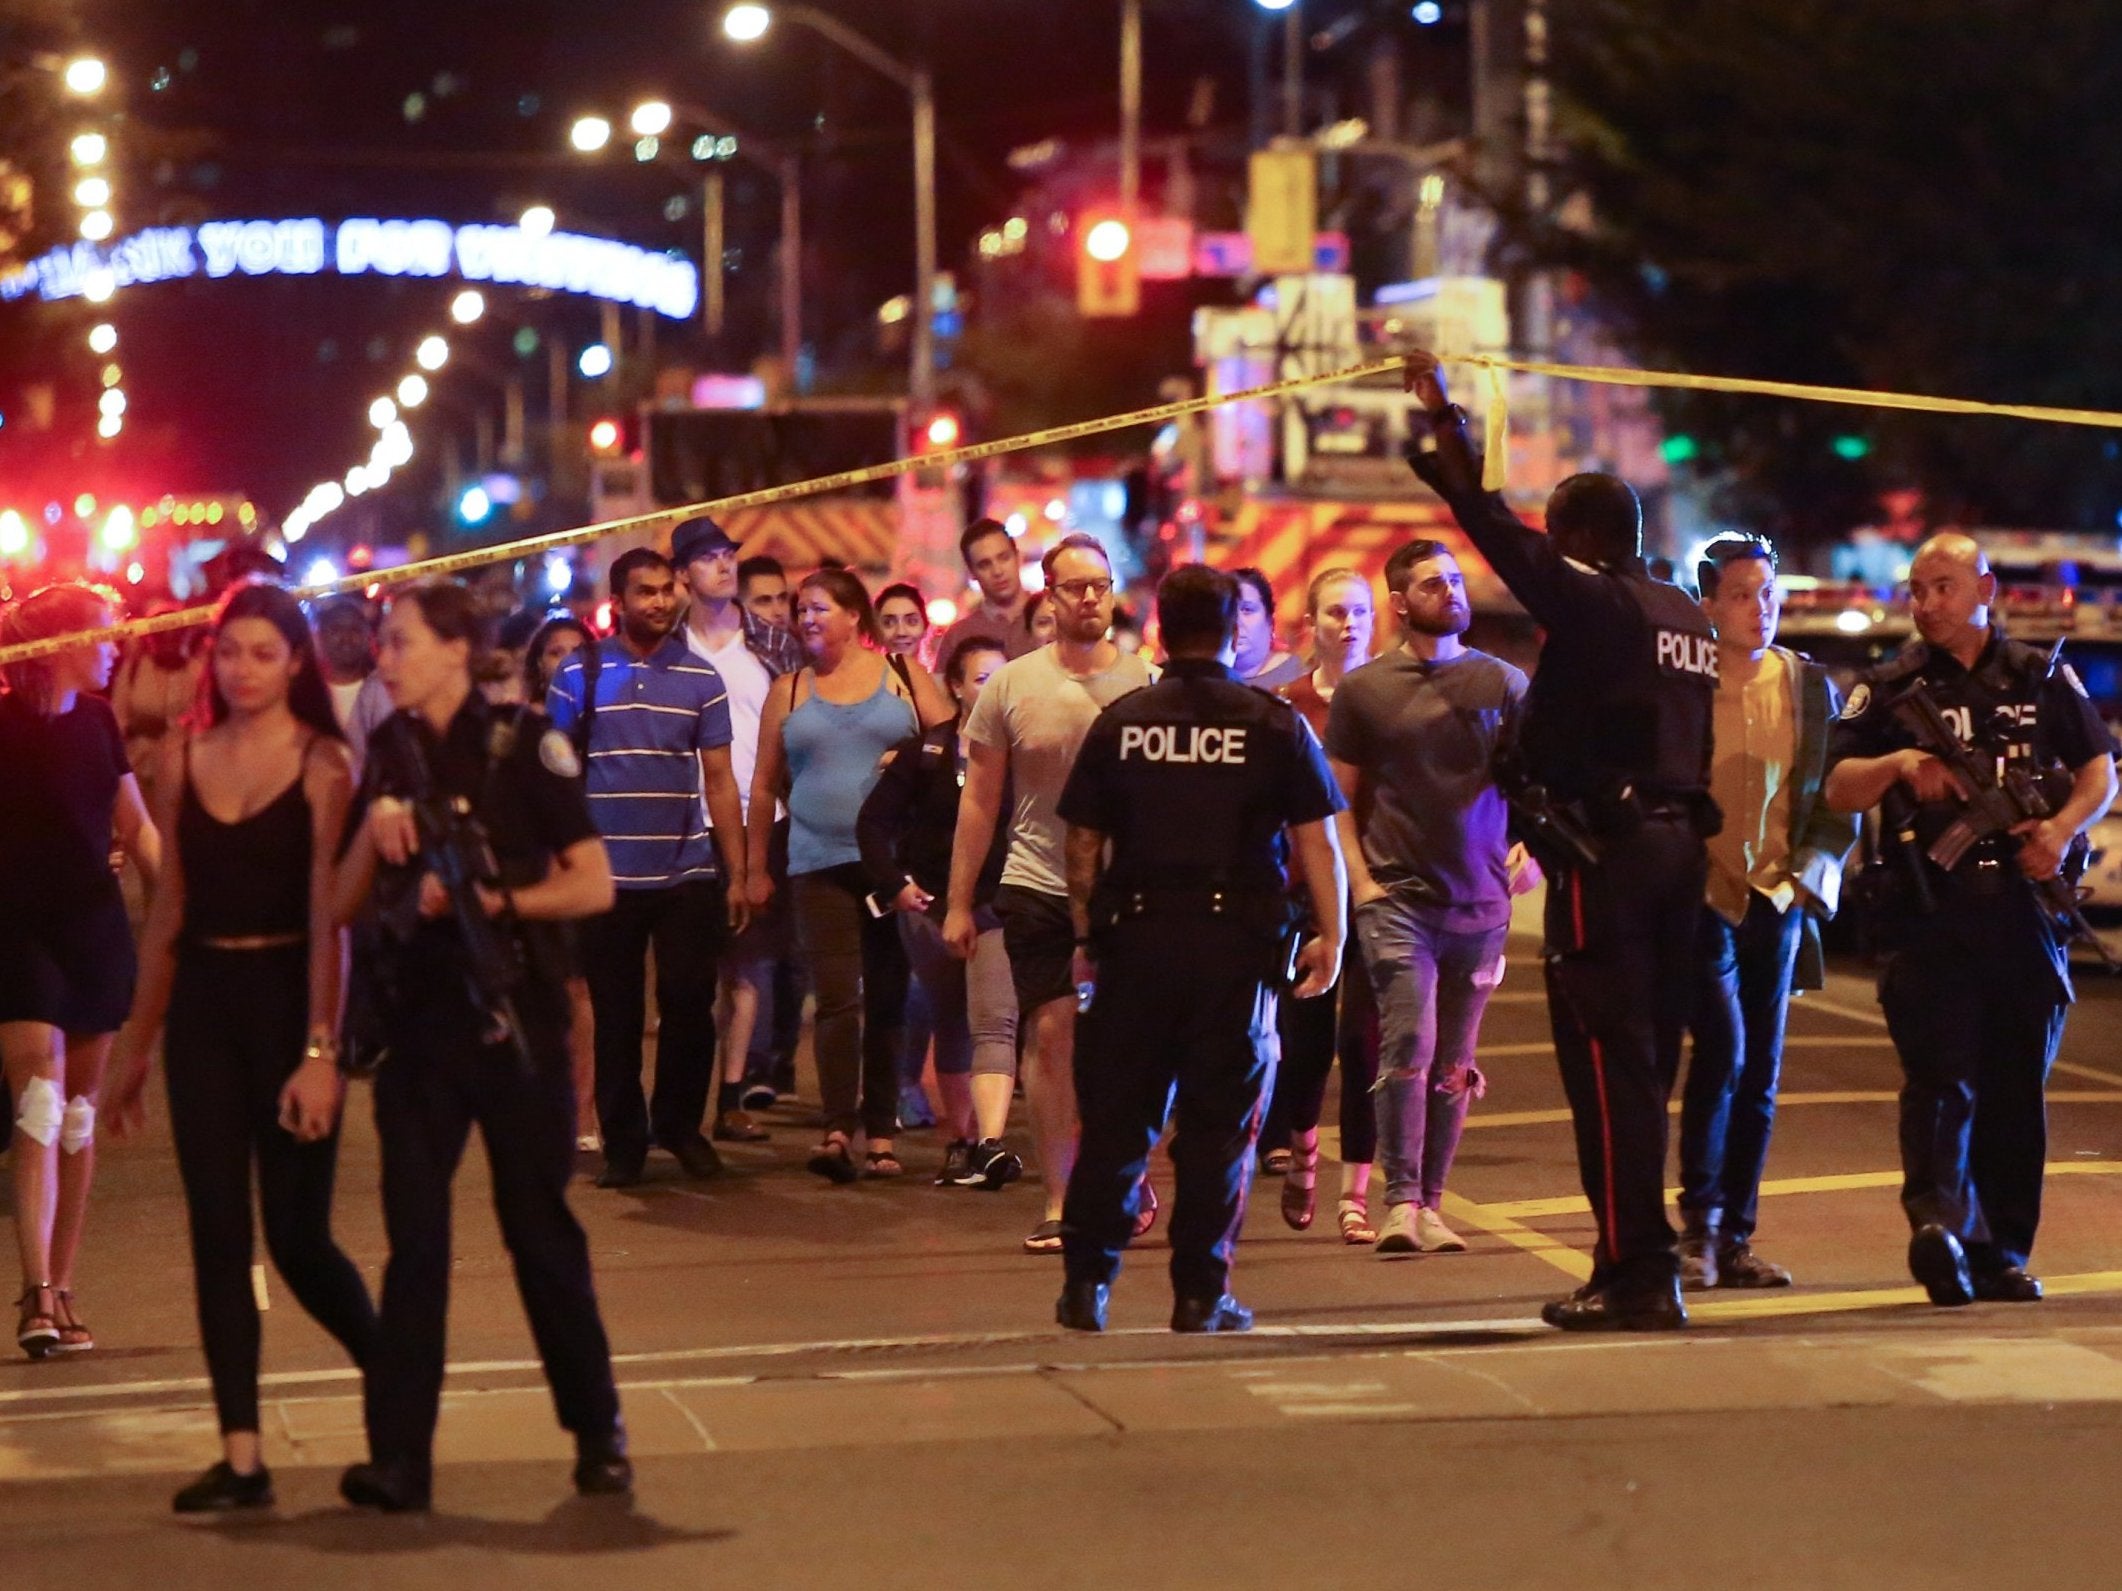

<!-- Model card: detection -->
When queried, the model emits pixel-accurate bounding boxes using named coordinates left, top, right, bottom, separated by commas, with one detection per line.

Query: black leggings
left=1262, top=967, right=1380, bottom=1165
left=164, top=944, right=377, bottom=1434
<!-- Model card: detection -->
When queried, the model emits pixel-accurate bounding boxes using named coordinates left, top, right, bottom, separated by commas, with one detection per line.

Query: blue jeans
left=1679, top=895, right=1803, bottom=1241
left=1354, top=896, right=1509, bottom=1209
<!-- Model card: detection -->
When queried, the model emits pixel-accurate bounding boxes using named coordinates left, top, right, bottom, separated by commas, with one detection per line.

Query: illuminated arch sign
left=0, top=217, right=700, bottom=319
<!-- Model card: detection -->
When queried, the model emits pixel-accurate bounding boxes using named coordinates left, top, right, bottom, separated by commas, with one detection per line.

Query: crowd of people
left=0, top=413, right=2113, bottom=1505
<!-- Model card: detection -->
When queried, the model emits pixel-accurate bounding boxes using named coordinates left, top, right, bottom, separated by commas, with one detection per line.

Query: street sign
left=1248, top=149, right=1317, bottom=277
left=1135, top=216, right=1194, bottom=282
left=1191, top=231, right=1352, bottom=279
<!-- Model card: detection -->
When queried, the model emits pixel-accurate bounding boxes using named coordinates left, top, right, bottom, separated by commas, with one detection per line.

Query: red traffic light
left=924, top=412, right=962, bottom=451
left=1084, top=217, right=1132, bottom=263
left=589, top=417, right=623, bottom=454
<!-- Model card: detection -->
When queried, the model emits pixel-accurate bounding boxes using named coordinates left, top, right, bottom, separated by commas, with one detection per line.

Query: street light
left=73, top=176, right=109, bottom=207
left=722, top=3, right=937, bottom=410
left=450, top=289, right=486, bottom=324
left=630, top=100, right=673, bottom=137
left=723, top=3, right=771, bottom=42
left=69, top=132, right=106, bottom=166
left=570, top=115, right=612, bottom=153
left=62, top=57, right=106, bottom=96
left=87, top=323, right=116, bottom=354
left=578, top=343, right=614, bottom=379
left=569, top=98, right=805, bottom=370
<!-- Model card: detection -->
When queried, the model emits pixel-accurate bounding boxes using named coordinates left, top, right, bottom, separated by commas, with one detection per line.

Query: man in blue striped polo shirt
left=549, top=548, right=750, bottom=1189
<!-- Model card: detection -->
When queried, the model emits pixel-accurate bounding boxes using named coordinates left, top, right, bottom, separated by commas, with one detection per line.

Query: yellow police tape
left=7, top=349, right=2122, bottom=666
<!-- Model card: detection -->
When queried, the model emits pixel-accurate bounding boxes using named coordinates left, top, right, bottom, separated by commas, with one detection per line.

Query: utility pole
left=1120, top=0, right=1142, bottom=231
left=702, top=170, right=726, bottom=339
left=1282, top=1, right=1303, bottom=137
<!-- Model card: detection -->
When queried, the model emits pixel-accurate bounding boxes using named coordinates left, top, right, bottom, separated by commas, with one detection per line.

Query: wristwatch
left=303, top=1034, right=340, bottom=1067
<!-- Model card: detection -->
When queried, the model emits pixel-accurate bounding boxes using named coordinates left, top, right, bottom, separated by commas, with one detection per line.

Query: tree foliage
left=1533, top=0, right=2122, bottom=539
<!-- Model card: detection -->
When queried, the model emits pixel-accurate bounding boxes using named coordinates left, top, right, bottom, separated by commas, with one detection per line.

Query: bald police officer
left=1825, top=533, right=2117, bottom=1305
left=1403, top=351, right=1718, bottom=1331
left=1054, top=565, right=1348, bottom=1334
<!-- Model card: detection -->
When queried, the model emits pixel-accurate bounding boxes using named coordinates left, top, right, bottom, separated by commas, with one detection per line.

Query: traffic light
left=589, top=416, right=624, bottom=455
left=911, top=406, right=966, bottom=490
left=1077, top=209, right=1140, bottom=318
left=1659, top=433, right=1700, bottom=466
left=1831, top=434, right=1872, bottom=461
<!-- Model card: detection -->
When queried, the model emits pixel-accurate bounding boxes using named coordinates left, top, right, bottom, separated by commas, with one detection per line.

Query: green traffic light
left=1832, top=434, right=1872, bottom=460
left=1659, top=433, right=1699, bottom=465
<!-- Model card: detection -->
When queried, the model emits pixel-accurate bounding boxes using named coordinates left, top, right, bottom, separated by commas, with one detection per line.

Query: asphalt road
left=7, top=897, right=2122, bottom=1589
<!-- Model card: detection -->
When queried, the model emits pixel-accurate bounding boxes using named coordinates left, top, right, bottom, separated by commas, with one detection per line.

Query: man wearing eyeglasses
left=1682, top=535, right=1857, bottom=1291
left=946, top=534, right=1152, bottom=1253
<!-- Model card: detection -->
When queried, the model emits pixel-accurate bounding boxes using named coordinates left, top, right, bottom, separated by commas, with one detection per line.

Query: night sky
left=33, top=0, right=1323, bottom=519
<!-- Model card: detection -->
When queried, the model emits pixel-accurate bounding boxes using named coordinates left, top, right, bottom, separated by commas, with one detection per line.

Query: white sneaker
left=1415, top=1206, right=1468, bottom=1253
left=1374, top=1202, right=1420, bottom=1254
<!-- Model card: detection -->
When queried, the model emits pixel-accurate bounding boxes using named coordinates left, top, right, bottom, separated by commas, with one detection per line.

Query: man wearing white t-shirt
left=675, top=516, right=807, bottom=1143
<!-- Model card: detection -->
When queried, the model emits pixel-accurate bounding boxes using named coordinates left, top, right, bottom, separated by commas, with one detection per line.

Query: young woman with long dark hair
left=746, top=569, right=952, bottom=1181
left=0, top=582, right=161, bottom=1361
left=106, top=581, right=378, bottom=1512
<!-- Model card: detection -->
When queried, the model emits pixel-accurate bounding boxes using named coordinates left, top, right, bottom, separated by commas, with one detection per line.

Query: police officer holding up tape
left=1825, top=533, right=2117, bottom=1306
left=1053, top=565, right=1348, bottom=1335
left=1402, top=351, right=1718, bottom=1332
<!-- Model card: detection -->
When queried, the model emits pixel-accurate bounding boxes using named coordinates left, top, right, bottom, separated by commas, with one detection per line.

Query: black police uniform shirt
left=1056, top=657, right=1346, bottom=898
left=1827, top=629, right=2116, bottom=875
left=350, top=695, right=598, bottom=991
left=1408, top=428, right=1716, bottom=807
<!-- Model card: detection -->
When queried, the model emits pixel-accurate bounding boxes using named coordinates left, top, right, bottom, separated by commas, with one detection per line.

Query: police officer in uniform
left=1402, top=351, right=1718, bottom=1331
left=1825, top=533, right=2117, bottom=1305
left=332, top=579, right=631, bottom=1511
left=1052, top=565, right=1348, bottom=1334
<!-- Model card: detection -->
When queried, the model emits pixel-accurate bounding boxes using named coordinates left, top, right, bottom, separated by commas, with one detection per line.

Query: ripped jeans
left=1352, top=895, right=1510, bottom=1209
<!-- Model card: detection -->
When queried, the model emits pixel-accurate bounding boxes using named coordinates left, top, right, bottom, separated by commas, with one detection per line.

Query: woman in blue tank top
left=747, top=570, right=951, bottom=1182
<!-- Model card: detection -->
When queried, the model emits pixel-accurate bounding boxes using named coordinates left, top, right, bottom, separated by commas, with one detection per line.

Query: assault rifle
left=395, top=729, right=536, bottom=1071
left=1888, top=668, right=2117, bottom=967
left=1492, top=747, right=1604, bottom=870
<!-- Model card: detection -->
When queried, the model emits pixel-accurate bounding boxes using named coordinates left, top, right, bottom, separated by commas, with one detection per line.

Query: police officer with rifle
left=1053, top=565, right=1348, bottom=1335
left=1402, top=350, right=1719, bottom=1331
left=1826, top=533, right=2118, bottom=1307
left=332, top=579, right=631, bottom=1511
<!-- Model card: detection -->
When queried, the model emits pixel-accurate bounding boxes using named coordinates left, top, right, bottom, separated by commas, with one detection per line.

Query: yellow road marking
left=2056, top=1058, right=2122, bottom=1088
left=1438, top=1191, right=1593, bottom=1285
left=1481, top=1159, right=2122, bottom=1221
left=1792, top=994, right=1889, bottom=1027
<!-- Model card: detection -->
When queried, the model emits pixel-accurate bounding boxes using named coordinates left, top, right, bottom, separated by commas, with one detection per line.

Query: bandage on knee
left=14, top=1077, right=62, bottom=1148
left=60, top=1096, right=95, bottom=1155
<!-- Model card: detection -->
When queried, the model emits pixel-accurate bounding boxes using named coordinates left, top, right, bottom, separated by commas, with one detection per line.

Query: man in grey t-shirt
left=948, top=533, right=1151, bottom=1250
left=1326, top=538, right=1534, bottom=1255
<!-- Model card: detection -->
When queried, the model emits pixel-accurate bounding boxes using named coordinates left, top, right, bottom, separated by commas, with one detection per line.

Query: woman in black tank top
left=106, top=582, right=378, bottom=1515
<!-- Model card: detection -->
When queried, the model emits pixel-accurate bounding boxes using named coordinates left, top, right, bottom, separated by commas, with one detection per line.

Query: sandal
left=863, top=1148, right=905, bottom=1179
left=49, top=1289, right=92, bottom=1354
left=806, top=1133, right=860, bottom=1185
left=16, top=1284, right=58, bottom=1360
left=1337, top=1197, right=1377, bottom=1246
left=1260, top=1147, right=1294, bottom=1176
left=1281, top=1142, right=1320, bottom=1232
left=1022, top=1218, right=1065, bottom=1255
left=1133, top=1178, right=1160, bottom=1239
